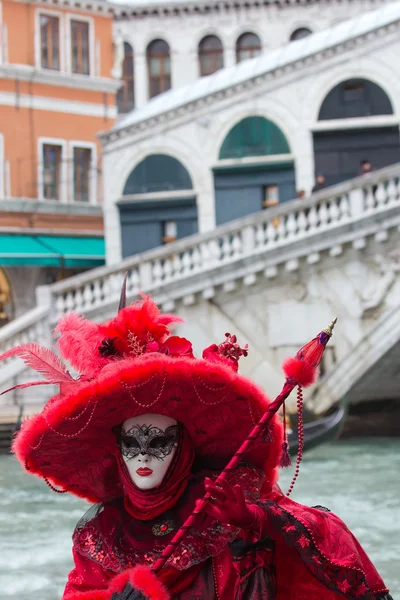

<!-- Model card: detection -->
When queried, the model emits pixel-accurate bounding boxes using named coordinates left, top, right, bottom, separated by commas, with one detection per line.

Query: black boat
left=288, top=405, right=346, bottom=455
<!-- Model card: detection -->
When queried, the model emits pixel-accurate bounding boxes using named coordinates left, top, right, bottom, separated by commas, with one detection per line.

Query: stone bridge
left=1, top=163, right=400, bottom=418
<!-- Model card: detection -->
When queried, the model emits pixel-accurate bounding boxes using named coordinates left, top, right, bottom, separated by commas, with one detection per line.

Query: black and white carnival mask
left=120, top=414, right=179, bottom=490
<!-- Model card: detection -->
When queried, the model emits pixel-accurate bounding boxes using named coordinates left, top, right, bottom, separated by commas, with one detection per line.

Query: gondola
left=288, top=405, right=346, bottom=455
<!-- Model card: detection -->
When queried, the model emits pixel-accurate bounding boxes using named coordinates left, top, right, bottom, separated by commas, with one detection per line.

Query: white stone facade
left=112, top=0, right=388, bottom=110
left=103, top=2, right=400, bottom=264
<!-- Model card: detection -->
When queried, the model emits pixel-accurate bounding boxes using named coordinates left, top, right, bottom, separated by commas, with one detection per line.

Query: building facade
left=0, top=0, right=119, bottom=321
left=102, top=2, right=400, bottom=263
left=112, top=0, right=390, bottom=112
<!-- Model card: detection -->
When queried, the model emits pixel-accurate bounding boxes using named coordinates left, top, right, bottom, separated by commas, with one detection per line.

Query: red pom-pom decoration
left=282, top=357, right=317, bottom=388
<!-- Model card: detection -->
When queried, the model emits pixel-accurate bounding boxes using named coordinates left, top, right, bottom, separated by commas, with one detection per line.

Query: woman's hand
left=201, top=477, right=262, bottom=530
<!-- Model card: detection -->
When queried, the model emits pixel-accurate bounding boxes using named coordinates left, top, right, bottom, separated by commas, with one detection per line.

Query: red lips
left=136, top=467, right=153, bottom=477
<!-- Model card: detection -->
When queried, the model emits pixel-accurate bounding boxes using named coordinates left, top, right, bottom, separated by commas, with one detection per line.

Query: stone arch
left=290, top=27, right=312, bottom=42
left=116, top=42, right=134, bottom=114
left=218, top=115, right=291, bottom=160
left=123, top=153, right=193, bottom=195
left=198, top=35, right=224, bottom=77
left=312, top=75, right=400, bottom=186
left=318, top=78, right=394, bottom=120
left=146, top=39, right=171, bottom=98
left=214, top=115, right=295, bottom=226
left=235, top=32, right=262, bottom=63
left=304, top=64, right=399, bottom=125
left=119, top=153, right=198, bottom=257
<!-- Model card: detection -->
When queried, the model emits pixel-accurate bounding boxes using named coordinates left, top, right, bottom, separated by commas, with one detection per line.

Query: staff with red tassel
left=110, top=318, right=337, bottom=599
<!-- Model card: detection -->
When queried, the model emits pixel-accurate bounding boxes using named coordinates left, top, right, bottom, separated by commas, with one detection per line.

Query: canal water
left=0, top=438, right=399, bottom=600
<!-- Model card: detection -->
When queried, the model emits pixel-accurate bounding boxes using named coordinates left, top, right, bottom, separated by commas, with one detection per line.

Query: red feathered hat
left=1, top=287, right=284, bottom=503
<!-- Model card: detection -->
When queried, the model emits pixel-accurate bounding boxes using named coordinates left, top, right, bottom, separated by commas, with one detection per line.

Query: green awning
left=0, top=235, right=105, bottom=267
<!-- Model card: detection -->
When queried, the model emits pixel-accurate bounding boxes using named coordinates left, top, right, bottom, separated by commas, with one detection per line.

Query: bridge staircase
left=1, top=163, right=400, bottom=422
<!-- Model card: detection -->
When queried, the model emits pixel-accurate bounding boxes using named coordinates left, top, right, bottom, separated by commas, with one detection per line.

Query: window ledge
left=0, top=64, right=122, bottom=93
left=0, top=197, right=103, bottom=216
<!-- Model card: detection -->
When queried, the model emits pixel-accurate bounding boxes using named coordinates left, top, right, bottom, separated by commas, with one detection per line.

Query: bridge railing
left=49, top=163, right=400, bottom=316
left=1, top=162, right=400, bottom=390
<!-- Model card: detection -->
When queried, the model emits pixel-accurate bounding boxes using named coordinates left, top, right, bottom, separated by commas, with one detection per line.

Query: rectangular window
left=73, top=147, right=91, bottom=202
left=40, top=14, right=60, bottom=70
left=42, top=144, right=62, bottom=200
left=162, top=221, right=177, bottom=244
left=71, top=19, right=90, bottom=75
left=263, top=185, right=279, bottom=208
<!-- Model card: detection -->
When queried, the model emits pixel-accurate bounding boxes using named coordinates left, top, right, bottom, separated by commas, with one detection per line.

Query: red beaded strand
left=286, top=385, right=305, bottom=497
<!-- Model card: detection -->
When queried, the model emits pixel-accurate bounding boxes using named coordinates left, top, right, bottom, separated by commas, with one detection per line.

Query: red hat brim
left=13, top=354, right=283, bottom=503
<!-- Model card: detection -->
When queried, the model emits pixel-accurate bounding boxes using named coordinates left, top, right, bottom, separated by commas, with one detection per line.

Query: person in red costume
left=1, top=293, right=393, bottom=600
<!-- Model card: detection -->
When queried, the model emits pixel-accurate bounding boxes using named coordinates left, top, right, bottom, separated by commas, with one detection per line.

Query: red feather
left=55, top=312, right=108, bottom=376
left=0, top=343, right=73, bottom=382
left=1, top=379, right=63, bottom=396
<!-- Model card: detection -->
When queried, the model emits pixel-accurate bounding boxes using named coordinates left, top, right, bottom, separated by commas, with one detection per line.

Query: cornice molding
left=111, top=0, right=387, bottom=19
left=0, top=64, right=121, bottom=93
left=101, top=19, right=400, bottom=146
left=12, top=0, right=115, bottom=17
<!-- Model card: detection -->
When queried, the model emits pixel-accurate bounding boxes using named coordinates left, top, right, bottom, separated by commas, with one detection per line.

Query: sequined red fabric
left=64, top=469, right=390, bottom=600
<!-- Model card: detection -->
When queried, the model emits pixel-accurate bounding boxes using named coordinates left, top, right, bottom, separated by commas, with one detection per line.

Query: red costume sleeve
left=63, top=547, right=114, bottom=600
left=252, top=489, right=390, bottom=600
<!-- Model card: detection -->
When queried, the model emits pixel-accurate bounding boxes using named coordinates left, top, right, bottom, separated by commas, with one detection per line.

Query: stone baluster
left=318, top=201, right=329, bottom=230
left=74, top=288, right=84, bottom=312
left=152, top=260, right=163, bottom=286
left=297, top=210, right=308, bottom=235
left=172, top=254, right=182, bottom=279
left=65, top=292, right=75, bottom=312
left=339, top=194, right=351, bottom=220
left=92, top=279, right=103, bottom=308
left=181, top=251, right=192, bottom=276
left=255, top=223, right=265, bottom=248
left=275, top=218, right=286, bottom=243
left=241, top=225, right=256, bottom=254
left=307, top=206, right=319, bottom=232
left=191, top=246, right=202, bottom=272
left=82, top=284, right=94, bottom=311
left=386, top=178, right=398, bottom=205
left=55, top=294, right=66, bottom=316
left=285, top=212, right=297, bottom=240
left=200, top=241, right=211, bottom=268
left=231, top=233, right=242, bottom=259
left=162, top=259, right=173, bottom=283
left=221, top=236, right=232, bottom=261
left=328, top=199, right=340, bottom=224
left=208, top=239, right=221, bottom=265
left=139, top=262, right=153, bottom=290
left=348, top=187, right=364, bottom=217
left=265, top=221, right=277, bottom=247
left=364, top=186, right=375, bottom=212
left=375, top=182, right=387, bottom=208
left=128, top=269, right=140, bottom=295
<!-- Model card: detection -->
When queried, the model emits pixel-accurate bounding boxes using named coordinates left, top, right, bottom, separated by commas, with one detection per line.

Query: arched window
left=147, top=39, right=171, bottom=99
left=198, top=35, right=224, bottom=77
left=219, top=116, right=290, bottom=160
left=318, top=79, right=393, bottom=120
left=123, top=154, right=193, bottom=195
left=236, top=32, right=262, bottom=63
left=117, top=42, right=134, bottom=114
left=290, top=28, right=312, bottom=41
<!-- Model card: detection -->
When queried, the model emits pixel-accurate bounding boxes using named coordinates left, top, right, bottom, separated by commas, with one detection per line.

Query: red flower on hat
left=159, top=336, right=194, bottom=358
left=202, top=333, right=248, bottom=372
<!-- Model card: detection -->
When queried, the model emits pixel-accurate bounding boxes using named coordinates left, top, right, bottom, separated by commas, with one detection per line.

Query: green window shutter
left=123, top=154, right=193, bottom=195
left=219, top=116, right=291, bottom=160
